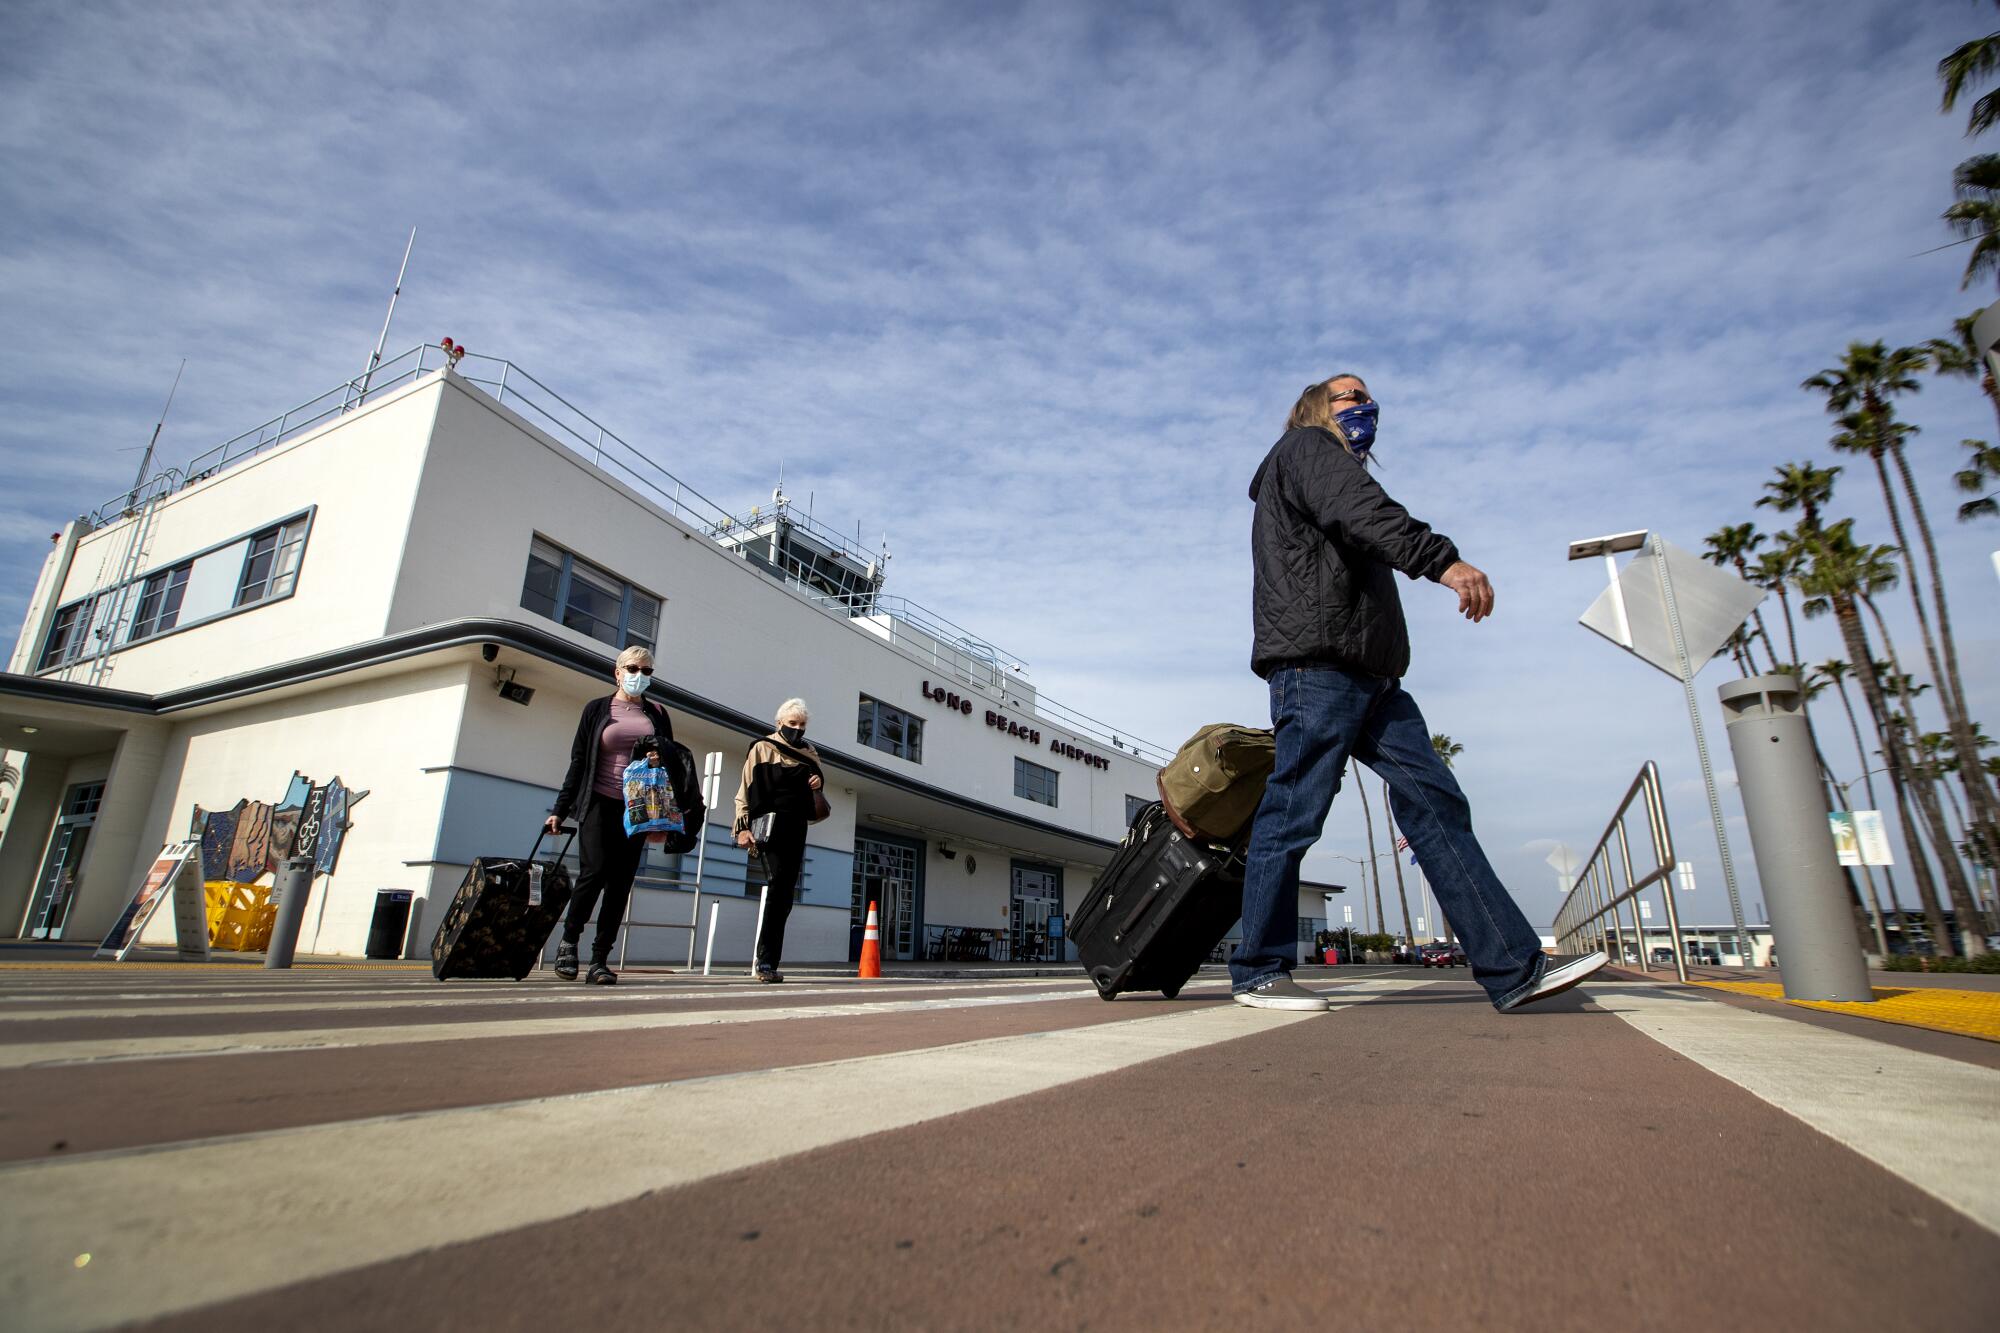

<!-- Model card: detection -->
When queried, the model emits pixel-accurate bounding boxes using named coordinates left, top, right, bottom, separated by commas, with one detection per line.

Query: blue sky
left=3, top=0, right=1997, bottom=933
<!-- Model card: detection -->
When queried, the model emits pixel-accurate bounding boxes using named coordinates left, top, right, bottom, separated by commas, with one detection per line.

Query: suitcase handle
left=530, top=823, right=578, bottom=863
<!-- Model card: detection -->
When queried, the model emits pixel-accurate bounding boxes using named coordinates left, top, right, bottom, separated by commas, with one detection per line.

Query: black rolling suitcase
left=430, top=825, right=576, bottom=980
left=1073, top=800, right=1244, bottom=1000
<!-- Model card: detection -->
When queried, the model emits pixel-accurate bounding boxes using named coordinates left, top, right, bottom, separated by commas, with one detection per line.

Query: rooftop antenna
left=356, top=227, right=417, bottom=406
left=125, top=357, right=186, bottom=514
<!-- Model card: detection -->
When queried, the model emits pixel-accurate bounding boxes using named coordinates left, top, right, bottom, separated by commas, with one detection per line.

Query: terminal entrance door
left=25, top=781, right=104, bottom=940
left=852, top=832, right=923, bottom=961
left=1011, top=860, right=1063, bottom=962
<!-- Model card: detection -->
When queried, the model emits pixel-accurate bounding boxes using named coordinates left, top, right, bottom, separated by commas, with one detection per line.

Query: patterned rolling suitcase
left=430, top=825, right=577, bottom=980
left=1072, top=800, right=1244, bottom=1000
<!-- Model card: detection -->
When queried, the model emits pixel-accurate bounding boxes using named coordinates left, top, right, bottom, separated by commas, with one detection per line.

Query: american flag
left=1394, top=836, right=1410, bottom=853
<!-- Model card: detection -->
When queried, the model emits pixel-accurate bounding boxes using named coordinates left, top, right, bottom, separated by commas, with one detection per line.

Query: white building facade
left=1, top=346, right=1199, bottom=965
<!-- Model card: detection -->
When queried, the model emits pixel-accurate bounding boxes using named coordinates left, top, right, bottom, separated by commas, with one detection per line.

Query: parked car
left=1650, top=947, right=1675, bottom=964
left=1686, top=945, right=1721, bottom=966
left=1420, top=942, right=1466, bottom=968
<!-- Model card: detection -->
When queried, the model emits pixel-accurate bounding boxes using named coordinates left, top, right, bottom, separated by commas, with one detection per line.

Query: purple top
left=593, top=695, right=655, bottom=800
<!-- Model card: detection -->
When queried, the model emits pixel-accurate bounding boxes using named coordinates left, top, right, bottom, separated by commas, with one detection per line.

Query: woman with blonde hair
left=546, top=644, right=676, bottom=985
left=733, top=697, right=826, bottom=982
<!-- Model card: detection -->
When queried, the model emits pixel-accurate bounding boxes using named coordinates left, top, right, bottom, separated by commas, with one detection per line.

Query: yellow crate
left=204, top=880, right=277, bottom=952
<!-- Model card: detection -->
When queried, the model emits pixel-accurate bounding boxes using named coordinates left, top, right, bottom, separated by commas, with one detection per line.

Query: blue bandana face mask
left=1333, top=401, right=1379, bottom=456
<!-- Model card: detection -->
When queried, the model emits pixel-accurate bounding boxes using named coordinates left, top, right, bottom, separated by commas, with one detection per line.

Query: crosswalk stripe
left=0, top=987, right=1424, bottom=1333
left=0, top=975, right=1122, bottom=1023
left=1598, top=986, right=2000, bottom=1234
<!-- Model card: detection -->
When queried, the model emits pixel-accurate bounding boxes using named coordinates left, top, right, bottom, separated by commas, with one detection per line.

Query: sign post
left=96, top=841, right=209, bottom=963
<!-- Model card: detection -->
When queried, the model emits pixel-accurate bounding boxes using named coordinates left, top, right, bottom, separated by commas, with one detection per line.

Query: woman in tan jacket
left=733, top=698, right=824, bottom=982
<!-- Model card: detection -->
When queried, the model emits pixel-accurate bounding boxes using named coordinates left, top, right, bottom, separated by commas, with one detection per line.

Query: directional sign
left=1578, top=539, right=1766, bottom=681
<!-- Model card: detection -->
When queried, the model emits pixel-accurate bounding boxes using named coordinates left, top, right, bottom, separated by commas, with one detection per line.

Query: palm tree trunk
left=1888, top=440, right=2000, bottom=870
left=1384, top=780, right=1414, bottom=945
left=1355, top=767, right=1387, bottom=944
left=1837, top=596, right=1955, bottom=954
left=1773, top=585, right=1803, bottom=666
left=1831, top=671, right=1910, bottom=935
left=1862, top=595, right=1985, bottom=955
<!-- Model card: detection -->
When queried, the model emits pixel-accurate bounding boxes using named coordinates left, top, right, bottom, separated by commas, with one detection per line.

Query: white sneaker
left=1232, top=975, right=1331, bottom=1012
left=1497, top=951, right=1606, bottom=1011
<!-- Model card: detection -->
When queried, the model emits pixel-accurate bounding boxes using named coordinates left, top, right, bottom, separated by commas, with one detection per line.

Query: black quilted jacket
left=1248, top=427, right=1461, bottom=680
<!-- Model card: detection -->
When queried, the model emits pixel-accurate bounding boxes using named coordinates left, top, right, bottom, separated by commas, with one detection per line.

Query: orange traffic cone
left=859, top=900, right=882, bottom=979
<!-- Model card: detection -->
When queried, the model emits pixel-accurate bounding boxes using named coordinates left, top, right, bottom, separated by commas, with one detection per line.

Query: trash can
left=366, top=890, right=415, bottom=959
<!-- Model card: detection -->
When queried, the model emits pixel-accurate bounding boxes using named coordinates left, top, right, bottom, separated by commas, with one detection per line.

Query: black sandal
left=586, top=961, right=618, bottom=985
left=555, top=942, right=579, bottom=981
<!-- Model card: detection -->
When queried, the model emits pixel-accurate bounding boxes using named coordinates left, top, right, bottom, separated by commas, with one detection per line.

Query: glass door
left=852, top=833, right=923, bottom=961
left=1011, top=860, right=1063, bottom=962
left=26, top=782, right=104, bottom=940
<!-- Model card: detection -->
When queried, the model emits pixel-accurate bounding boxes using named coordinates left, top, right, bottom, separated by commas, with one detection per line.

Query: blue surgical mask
left=1333, top=402, right=1379, bottom=456
left=621, top=671, right=649, bottom=695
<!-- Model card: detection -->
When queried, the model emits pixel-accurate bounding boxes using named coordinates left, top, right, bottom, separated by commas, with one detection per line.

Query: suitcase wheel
left=1091, top=973, right=1118, bottom=1001
left=1161, top=982, right=1182, bottom=1000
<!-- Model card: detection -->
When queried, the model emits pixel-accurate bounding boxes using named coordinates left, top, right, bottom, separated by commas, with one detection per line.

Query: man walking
left=1233, top=374, right=1604, bottom=1012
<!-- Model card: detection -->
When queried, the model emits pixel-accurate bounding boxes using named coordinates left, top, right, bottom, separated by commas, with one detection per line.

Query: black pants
left=565, top=791, right=644, bottom=961
left=754, top=818, right=806, bottom=972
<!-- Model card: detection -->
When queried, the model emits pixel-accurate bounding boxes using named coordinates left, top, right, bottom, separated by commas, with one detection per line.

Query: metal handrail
left=1552, top=761, right=1690, bottom=982
left=75, top=344, right=1172, bottom=764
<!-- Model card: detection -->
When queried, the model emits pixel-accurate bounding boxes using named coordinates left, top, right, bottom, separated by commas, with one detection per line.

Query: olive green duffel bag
left=1155, top=723, right=1276, bottom=843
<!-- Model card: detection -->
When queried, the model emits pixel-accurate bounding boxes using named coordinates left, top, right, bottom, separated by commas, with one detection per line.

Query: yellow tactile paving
left=1695, top=980, right=2000, bottom=1043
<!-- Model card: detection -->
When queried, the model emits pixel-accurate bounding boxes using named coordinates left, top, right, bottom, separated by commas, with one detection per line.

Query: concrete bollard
left=264, top=856, right=316, bottom=970
left=1717, top=675, right=1872, bottom=1002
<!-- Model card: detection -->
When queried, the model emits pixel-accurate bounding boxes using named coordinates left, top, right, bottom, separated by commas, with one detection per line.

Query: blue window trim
left=35, top=506, right=317, bottom=674
left=521, top=534, right=661, bottom=652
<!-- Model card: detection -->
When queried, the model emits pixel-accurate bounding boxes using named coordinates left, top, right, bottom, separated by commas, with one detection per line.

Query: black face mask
left=779, top=725, right=805, bottom=746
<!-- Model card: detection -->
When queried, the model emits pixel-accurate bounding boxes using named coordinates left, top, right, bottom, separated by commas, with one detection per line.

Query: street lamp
left=1569, top=530, right=1759, bottom=964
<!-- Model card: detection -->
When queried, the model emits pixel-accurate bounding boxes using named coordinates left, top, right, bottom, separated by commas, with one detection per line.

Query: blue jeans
left=1230, top=666, right=1546, bottom=1008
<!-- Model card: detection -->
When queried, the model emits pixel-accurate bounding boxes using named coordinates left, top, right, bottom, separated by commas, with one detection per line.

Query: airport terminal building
left=0, top=346, right=1334, bottom=964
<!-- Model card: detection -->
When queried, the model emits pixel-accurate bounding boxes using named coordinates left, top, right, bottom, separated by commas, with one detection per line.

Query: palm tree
left=1817, top=657, right=1912, bottom=934
left=1352, top=762, right=1387, bottom=944
left=1430, top=734, right=1463, bottom=768
left=1798, top=522, right=1967, bottom=954
left=1756, top=461, right=1841, bottom=536
left=1861, top=599, right=1993, bottom=951
left=1383, top=779, right=1415, bottom=946
left=1751, top=538, right=1808, bottom=668
left=1957, top=438, right=2000, bottom=520
left=1942, top=154, right=2000, bottom=289
left=1939, top=12, right=2000, bottom=136
left=1924, top=312, right=2000, bottom=438
left=1806, top=341, right=2000, bottom=877
left=1703, top=522, right=1780, bottom=672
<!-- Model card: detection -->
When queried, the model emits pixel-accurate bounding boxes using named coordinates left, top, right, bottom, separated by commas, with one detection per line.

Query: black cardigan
left=553, top=693, right=675, bottom=822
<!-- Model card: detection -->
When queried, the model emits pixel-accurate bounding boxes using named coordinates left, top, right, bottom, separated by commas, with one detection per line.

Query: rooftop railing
left=77, top=345, right=1171, bottom=765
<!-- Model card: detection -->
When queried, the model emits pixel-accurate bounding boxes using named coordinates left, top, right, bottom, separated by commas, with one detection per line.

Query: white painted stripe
left=0, top=975, right=1136, bottom=1023
left=0, top=979, right=1428, bottom=1068
left=0, top=987, right=1109, bottom=1068
left=0, top=995, right=1385, bottom=1332
left=1599, top=986, right=2000, bottom=1233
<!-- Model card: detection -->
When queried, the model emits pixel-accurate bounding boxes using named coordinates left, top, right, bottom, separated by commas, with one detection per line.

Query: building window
left=519, top=536, right=662, bottom=653
left=1014, top=757, right=1059, bottom=807
left=129, top=564, right=192, bottom=641
left=857, top=695, right=924, bottom=763
left=37, top=599, right=91, bottom=670
left=1125, top=794, right=1150, bottom=827
left=236, top=517, right=310, bottom=607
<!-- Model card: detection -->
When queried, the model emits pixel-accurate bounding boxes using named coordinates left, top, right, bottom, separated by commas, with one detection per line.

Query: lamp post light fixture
left=1569, top=529, right=1759, bottom=965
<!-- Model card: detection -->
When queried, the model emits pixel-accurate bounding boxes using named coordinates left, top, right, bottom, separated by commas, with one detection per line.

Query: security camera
left=498, top=679, right=535, bottom=706
left=481, top=643, right=499, bottom=662
left=940, top=843, right=955, bottom=860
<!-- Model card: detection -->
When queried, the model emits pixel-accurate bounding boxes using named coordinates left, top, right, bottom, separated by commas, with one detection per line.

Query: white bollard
left=701, top=901, right=720, bottom=976
left=750, top=885, right=769, bottom=977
